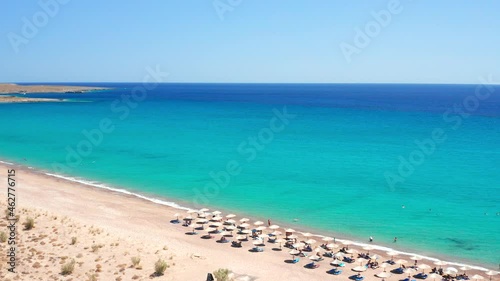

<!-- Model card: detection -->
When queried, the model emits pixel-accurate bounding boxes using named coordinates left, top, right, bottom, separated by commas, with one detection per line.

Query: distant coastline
left=0, top=83, right=111, bottom=103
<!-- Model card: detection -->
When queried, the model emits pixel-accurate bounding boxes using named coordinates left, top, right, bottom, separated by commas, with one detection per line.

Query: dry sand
left=0, top=163, right=497, bottom=281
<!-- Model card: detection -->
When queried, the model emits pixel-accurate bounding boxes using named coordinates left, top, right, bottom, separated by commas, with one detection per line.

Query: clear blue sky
left=1, top=0, right=499, bottom=83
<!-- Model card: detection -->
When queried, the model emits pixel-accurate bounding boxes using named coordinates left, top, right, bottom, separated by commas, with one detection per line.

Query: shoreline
left=1, top=159, right=496, bottom=273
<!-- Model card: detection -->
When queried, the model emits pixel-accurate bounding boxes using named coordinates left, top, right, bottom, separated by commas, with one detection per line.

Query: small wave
left=43, top=172, right=190, bottom=211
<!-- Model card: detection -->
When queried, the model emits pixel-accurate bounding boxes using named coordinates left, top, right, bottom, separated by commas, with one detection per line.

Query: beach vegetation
left=61, top=259, right=76, bottom=275
left=86, top=273, right=97, bottom=281
left=23, top=217, right=35, bottom=230
left=213, top=268, right=232, bottom=281
left=0, top=231, right=7, bottom=243
left=154, top=258, right=169, bottom=276
left=131, top=256, right=141, bottom=268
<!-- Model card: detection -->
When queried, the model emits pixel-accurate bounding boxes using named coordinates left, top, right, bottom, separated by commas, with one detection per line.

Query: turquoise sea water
left=0, top=83, right=498, bottom=268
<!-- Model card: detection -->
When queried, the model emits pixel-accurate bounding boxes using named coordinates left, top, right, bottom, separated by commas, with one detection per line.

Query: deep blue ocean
left=0, top=83, right=498, bottom=267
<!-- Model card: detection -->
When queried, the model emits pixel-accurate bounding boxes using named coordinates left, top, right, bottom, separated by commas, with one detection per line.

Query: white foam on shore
left=43, top=172, right=191, bottom=212
left=0, top=160, right=493, bottom=272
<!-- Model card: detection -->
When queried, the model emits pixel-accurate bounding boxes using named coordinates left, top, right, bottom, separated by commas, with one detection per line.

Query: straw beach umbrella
left=445, top=267, right=458, bottom=275
left=269, top=225, right=280, bottom=230
left=292, top=242, right=305, bottom=250
left=309, top=255, right=322, bottom=262
left=353, top=266, right=367, bottom=272
left=396, top=259, right=408, bottom=267
left=428, top=273, right=441, bottom=281
left=275, top=238, right=285, bottom=249
left=460, top=266, right=471, bottom=274
left=376, top=271, right=392, bottom=281
left=356, top=257, right=368, bottom=265
left=326, top=243, right=339, bottom=250
left=322, top=237, right=334, bottom=242
left=345, top=248, right=358, bottom=255
left=418, top=264, right=431, bottom=273
left=271, top=230, right=282, bottom=236
left=211, top=216, right=223, bottom=221
left=472, top=275, right=485, bottom=281
left=331, top=259, right=344, bottom=266
left=305, top=239, right=317, bottom=245
left=380, top=262, right=391, bottom=272
left=239, top=223, right=250, bottom=229
left=404, top=268, right=417, bottom=278
left=386, top=251, right=398, bottom=260
left=253, top=221, right=264, bottom=226
left=173, top=213, right=181, bottom=222
left=256, top=226, right=267, bottom=231
left=363, top=245, right=374, bottom=254
left=252, top=239, right=264, bottom=246
left=226, top=214, right=236, bottom=218
left=434, top=260, right=447, bottom=268
left=239, top=218, right=249, bottom=223
left=485, top=271, right=498, bottom=281
left=289, top=249, right=300, bottom=258
left=302, top=232, right=313, bottom=237
left=199, top=208, right=209, bottom=212
left=212, top=210, right=221, bottom=215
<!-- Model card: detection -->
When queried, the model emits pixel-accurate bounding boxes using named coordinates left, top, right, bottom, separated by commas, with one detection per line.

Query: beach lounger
left=305, top=262, right=320, bottom=269
left=328, top=268, right=342, bottom=275
left=252, top=247, right=264, bottom=252
left=393, top=267, right=404, bottom=274
left=415, top=273, right=428, bottom=279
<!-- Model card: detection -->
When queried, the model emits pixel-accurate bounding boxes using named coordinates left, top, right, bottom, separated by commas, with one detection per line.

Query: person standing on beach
left=267, top=219, right=271, bottom=226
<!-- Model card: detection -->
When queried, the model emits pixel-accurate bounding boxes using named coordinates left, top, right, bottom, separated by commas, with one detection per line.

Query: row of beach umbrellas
left=174, top=209, right=499, bottom=280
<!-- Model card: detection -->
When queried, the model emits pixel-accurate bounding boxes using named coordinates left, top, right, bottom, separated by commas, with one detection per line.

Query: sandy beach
left=0, top=162, right=497, bottom=281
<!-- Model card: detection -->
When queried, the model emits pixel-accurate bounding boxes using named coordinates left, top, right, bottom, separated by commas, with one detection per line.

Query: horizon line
left=4, top=82, right=500, bottom=86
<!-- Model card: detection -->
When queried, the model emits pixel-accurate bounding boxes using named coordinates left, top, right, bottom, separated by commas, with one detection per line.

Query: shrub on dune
left=61, top=259, right=76, bottom=275
left=154, top=258, right=169, bottom=276
left=213, top=268, right=232, bottom=281
left=23, top=217, right=35, bottom=230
